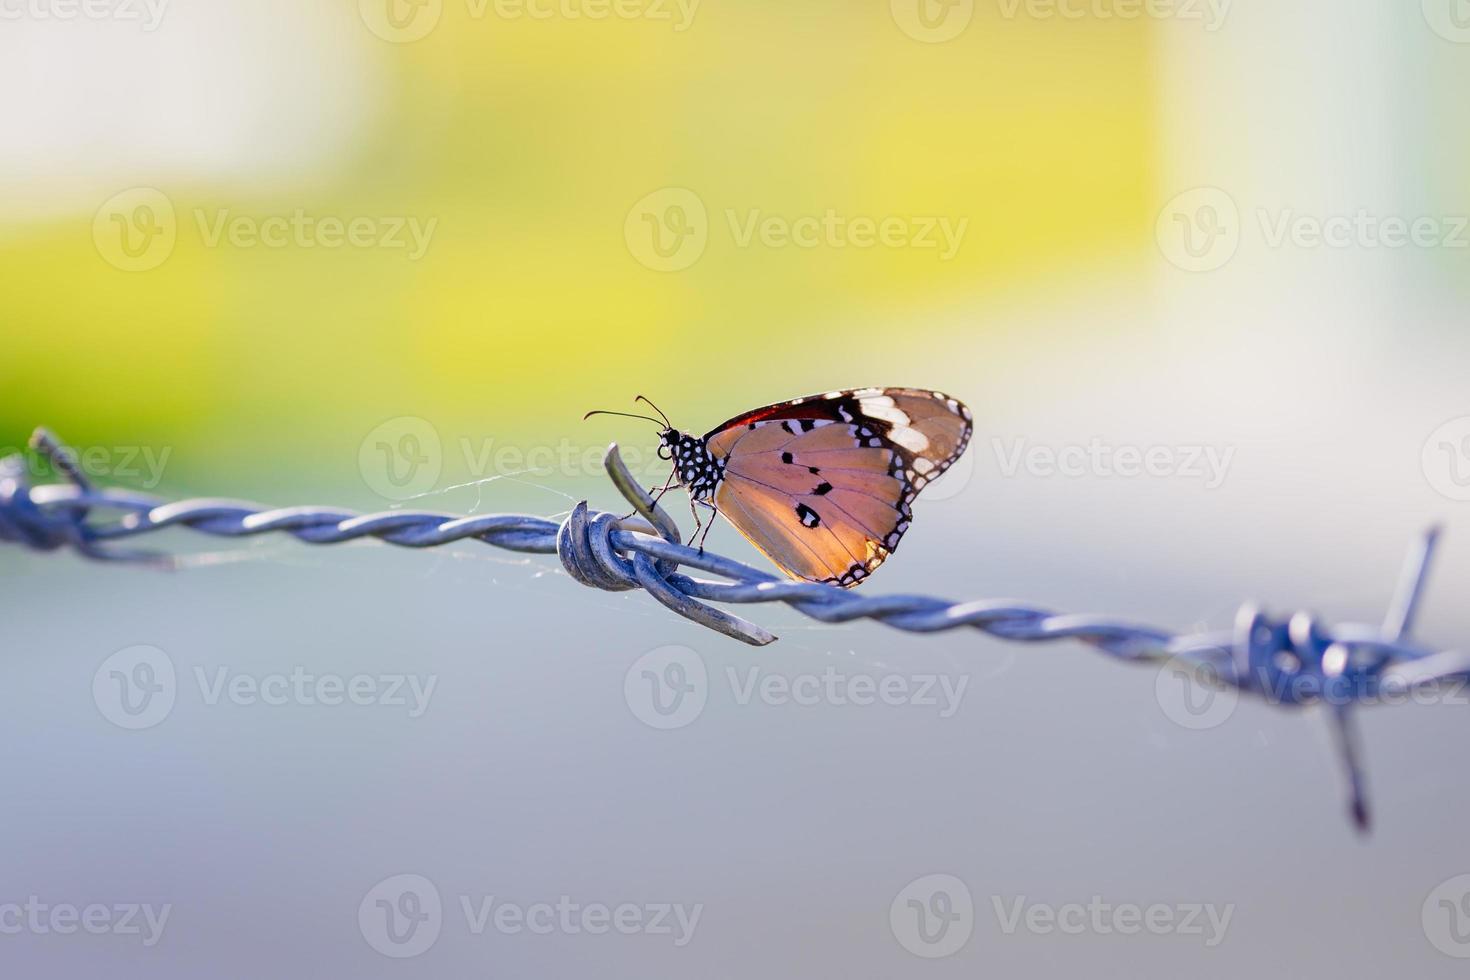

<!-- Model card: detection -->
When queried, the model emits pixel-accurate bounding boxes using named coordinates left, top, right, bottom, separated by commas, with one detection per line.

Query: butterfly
left=586, top=388, right=972, bottom=588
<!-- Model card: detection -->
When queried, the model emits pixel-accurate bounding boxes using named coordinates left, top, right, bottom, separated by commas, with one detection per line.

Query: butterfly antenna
left=634, top=396, right=671, bottom=429
left=582, top=409, right=667, bottom=429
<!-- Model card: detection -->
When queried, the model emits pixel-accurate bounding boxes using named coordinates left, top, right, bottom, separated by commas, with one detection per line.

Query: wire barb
left=2, top=427, right=1463, bottom=829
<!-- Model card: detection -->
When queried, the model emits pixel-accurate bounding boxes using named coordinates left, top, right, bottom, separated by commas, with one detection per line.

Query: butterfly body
left=643, top=388, right=973, bottom=589
left=659, top=429, right=725, bottom=502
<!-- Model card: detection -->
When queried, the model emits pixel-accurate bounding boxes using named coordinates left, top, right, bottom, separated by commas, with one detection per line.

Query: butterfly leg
left=622, top=470, right=679, bottom=521
left=646, top=470, right=678, bottom=500
left=695, top=501, right=718, bottom=555
left=686, top=499, right=717, bottom=555
left=686, top=496, right=703, bottom=551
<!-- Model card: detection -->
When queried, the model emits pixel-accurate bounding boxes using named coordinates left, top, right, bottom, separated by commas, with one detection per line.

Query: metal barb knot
left=554, top=448, right=777, bottom=646
left=0, top=430, right=134, bottom=560
left=0, top=453, right=79, bottom=552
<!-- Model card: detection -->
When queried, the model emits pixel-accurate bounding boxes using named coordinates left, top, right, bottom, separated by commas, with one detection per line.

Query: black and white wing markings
left=703, top=388, right=973, bottom=587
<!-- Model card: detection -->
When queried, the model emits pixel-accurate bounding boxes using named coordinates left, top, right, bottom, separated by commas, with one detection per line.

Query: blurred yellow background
left=1, top=2, right=1156, bottom=493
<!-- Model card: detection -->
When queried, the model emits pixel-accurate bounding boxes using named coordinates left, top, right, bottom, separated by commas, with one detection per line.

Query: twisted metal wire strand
left=3, top=427, right=1464, bottom=830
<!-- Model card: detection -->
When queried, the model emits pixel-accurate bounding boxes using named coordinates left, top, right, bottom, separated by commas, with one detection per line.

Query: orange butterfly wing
left=705, top=389, right=972, bottom=587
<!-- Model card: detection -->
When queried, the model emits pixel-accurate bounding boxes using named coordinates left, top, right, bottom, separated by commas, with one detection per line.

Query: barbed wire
left=3, top=426, right=1464, bottom=831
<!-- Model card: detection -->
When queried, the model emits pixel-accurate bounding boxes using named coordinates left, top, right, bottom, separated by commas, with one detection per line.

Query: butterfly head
left=656, top=427, right=687, bottom=459
left=584, top=397, right=719, bottom=494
